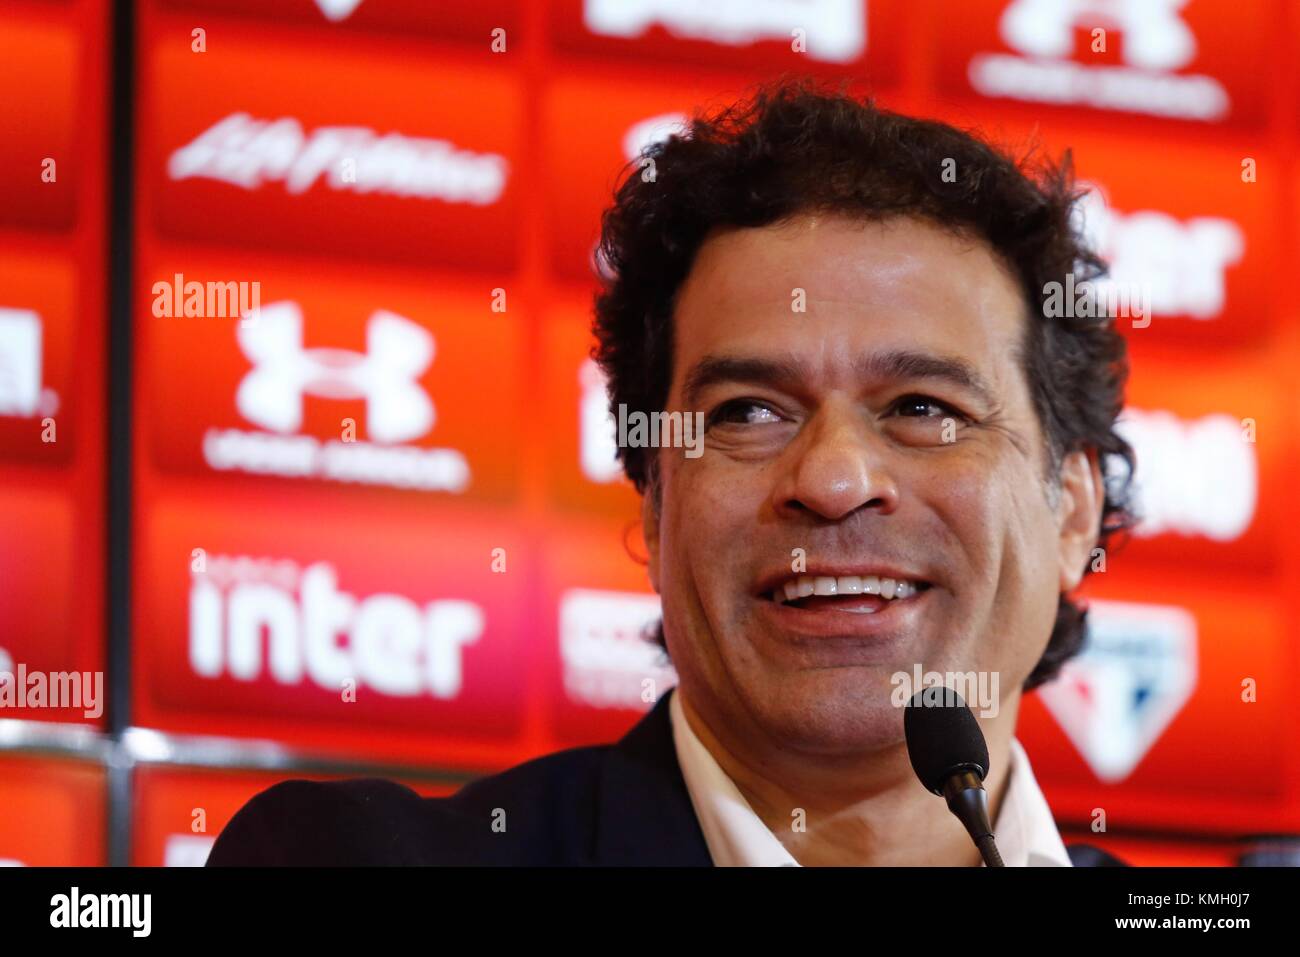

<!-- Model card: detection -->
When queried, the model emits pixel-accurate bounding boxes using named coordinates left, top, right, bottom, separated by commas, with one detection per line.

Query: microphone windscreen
left=903, top=685, right=990, bottom=795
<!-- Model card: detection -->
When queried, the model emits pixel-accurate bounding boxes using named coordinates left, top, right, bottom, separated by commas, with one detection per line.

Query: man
left=208, top=79, right=1135, bottom=867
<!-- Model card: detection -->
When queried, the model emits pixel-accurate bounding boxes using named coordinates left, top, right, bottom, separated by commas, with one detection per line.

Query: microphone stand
left=943, top=769, right=1005, bottom=867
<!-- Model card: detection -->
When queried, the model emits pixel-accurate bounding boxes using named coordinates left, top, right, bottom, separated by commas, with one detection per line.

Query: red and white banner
left=935, top=0, right=1278, bottom=126
left=144, top=26, right=523, bottom=268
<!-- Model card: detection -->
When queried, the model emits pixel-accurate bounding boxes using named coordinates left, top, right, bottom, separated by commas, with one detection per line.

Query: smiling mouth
left=764, top=574, right=933, bottom=614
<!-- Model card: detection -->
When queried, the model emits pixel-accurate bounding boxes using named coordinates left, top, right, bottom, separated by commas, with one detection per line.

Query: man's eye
left=892, top=394, right=964, bottom=420
left=706, top=399, right=783, bottom=427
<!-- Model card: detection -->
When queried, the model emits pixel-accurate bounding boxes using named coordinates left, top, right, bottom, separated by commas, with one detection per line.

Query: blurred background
left=1, top=0, right=1297, bottom=867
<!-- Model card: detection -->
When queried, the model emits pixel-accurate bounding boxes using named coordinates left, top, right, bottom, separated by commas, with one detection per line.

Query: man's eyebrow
left=858, top=349, right=998, bottom=407
left=680, top=349, right=998, bottom=408
left=682, top=356, right=805, bottom=407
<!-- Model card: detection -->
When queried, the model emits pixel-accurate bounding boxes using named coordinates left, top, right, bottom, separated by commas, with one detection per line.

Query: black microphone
left=903, top=685, right=1004, bottom=867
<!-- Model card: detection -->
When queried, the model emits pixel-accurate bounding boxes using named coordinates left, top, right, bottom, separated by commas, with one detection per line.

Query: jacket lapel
left=592, top=687, right=714, bottom=865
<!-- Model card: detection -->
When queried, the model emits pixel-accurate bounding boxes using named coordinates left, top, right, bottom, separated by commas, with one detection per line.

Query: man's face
left=643, top=213, right=1099, bottom=755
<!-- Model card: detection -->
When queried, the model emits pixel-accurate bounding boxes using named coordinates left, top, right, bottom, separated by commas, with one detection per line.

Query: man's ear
left=642, top=480, right=662, bottom=595
left=1056, top=447, right=1105, bottom=593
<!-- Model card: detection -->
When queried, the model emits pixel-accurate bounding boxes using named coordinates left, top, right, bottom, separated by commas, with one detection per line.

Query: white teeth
left=770, top=574, right=925, bottom=604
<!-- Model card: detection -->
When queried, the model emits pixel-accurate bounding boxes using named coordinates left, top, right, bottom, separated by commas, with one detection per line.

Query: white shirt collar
left=668, top=687, right=1072, bottom=867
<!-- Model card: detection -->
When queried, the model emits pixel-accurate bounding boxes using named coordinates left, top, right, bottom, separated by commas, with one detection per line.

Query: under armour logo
left=1000, top=0, right=1196, bottom=70
left=235, top=301, right=434, bottom=443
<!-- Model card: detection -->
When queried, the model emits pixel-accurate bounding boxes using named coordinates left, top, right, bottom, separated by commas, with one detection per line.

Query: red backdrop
left=1, top=0, right=1297, bottom=866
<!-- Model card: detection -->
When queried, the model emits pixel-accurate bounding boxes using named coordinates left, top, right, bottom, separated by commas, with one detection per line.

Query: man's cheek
left=682, top=457, right=755, bottom=507
left=930, top=472, right=1004, bottom=570
left=659, top=503, right=715, bottom=616
left=989, top=512, right=1061, bottom=668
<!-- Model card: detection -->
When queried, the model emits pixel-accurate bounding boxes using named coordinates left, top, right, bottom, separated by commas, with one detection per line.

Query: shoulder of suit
left=206, top=777, right=437, bottom=865
left=439, top=743, right=615, bottom=863
left=1064, top=842, right=1130, bottom=867
left=450, top=742, right=611, bottom=810
left=206, top=744, right=615, bottom=866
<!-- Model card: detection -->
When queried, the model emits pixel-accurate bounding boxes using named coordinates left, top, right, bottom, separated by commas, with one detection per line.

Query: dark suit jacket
left=206, top=687, right=1125, bottom=866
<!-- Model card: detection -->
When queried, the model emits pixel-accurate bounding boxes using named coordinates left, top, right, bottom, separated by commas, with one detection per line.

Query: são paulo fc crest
left=1038, top=599, right=1197, bottom=782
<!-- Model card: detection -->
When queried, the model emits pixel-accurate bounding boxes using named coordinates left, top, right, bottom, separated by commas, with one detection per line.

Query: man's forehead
left=671, top=225, right=1029, bottom=403
left=679, top=214, right=1021, bottom=314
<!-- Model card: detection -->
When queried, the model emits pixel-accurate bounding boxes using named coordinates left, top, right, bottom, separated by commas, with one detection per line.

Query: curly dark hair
left=591, top=77, right=1138, bottom=691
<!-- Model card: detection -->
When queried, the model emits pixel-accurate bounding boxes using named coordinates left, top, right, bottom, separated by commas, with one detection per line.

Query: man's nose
left=770, top=400, right=900, bottom=522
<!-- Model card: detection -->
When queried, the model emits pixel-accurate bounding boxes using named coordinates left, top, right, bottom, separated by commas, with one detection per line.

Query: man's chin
left=738, top=668, right=910, bottom=756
